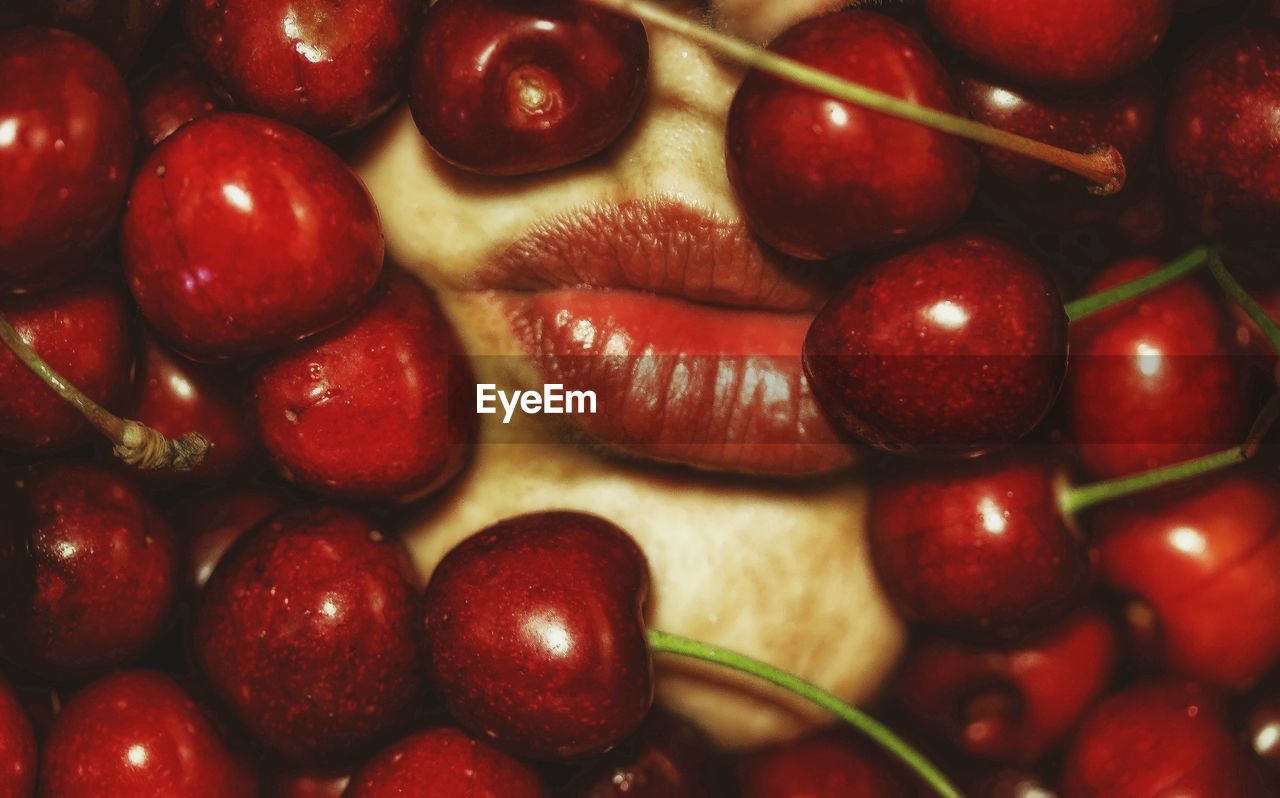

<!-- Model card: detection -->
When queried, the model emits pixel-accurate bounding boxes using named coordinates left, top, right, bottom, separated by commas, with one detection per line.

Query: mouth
left=471, top=198, right=859, bottom=476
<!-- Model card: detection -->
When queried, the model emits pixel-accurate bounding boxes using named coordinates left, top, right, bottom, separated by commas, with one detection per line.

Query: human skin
left=353, top=6, right=903, bottom=750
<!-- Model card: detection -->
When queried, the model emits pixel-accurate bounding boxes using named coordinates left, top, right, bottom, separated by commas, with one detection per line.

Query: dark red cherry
left=0, top=28, right=134, bottom=292
left=1060, top=679, right=1270, bottom=797
left=121, top=112, right=384, bottom=361
left=1067, top=256, right=1255, bottom=479
left=0, top=462, right=177, bottom=677
left=562, top=710, right=727, bottom=798
left=1091, top=473, right=1280, bottom=691
left=735, top=731, right=913, bottom=798
left=167, top=485, right=292, bottom=593
left=132, top=333, right=257, bottom=481
left=345, top=726, right=549, bottom=797
left=133, top=51, right=223, bottom=149
left=23, top=1, right=172, bottom=72
left=268, top=767, right=352, bottom=798
left=896, top=606, right=1117, bottom=764
left=410, top=0, right=648, bottom=176
left=727, top=9, right=978, bottom=260
left=1245, top=683, right=1280, bottom=775
left=869, top=454, right=1092, bottom=636
left=923, top=0, right=1172, bottom=88
left=192, top=506, right=422, bottom=763
left=804, top=233, right=1067, bottom=455
left=0, top=674, right=36, bottom=798
left=1165, top=26, right=1280, bottom=240
left=183, top=0, right=419, bottom=137
left=423, top=511, right=652, bottom=761
left=251, top=269, right=474, bottom=504
left=0, top=278, right=133, bottom=454
left=39, top=670, right=258, bottom=798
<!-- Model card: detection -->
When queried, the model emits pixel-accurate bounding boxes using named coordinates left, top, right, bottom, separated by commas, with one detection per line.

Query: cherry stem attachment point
left=1209, top=255, right=1280, bottom=355
left=583, top=0, right=1125, bottom=194
left=0, top=312, right=211, bottom=472
left=1064, top=245, right=1216, bottom=323
left=647, top=628, right=965, bottom=798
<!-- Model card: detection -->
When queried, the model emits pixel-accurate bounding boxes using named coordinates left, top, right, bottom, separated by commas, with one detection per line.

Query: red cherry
left=23, top=0, right=173, bottom=72
left=562, top=710, right=728, bottom=798
left=409, top=0, right=648, bottom=176
left=39, top=670, right=258, bottom=798
left=0, top=674, right=36, bottom=798
left=423, top=511, right=653, bottom=761
left=726, top=9, right=978, bottom=260
left=0, top=278, right=133, bottom=454
left=1165, top=26, right=1280, bottom=240
left=251, top=269, right=474, bottom=503
left=970, top=770, right=1059, bottom=798
left=0, top=462, right=177, bottom=677
left=1245, top=683, right=1280, bottom=776
left=121, top=112, right=384, bottom=360
left=1060, top=679, right=1270, bottom=797
left=804, top=233, right=1067, bottom=456
left=345, top=726, right=549, bottom=797
left=1067, top=256, right=1256, bottom=479
left=183, top=0, right=419, bottom=137
left=923, top=0, right=1173, bottom=88
left=192, top=506, right=423, bottom=763
left=0, top=28, right=134, bottom=292
left=896, top=607, right=1117, bottom=764
left=1091, top=473, right=1280, bottom=691
left=167, top=485, right=292, bottom=593
left=869, top=454, right=1092, bottom=636
left=268, top=767, right=352, bottom=798
left=133, top=51, right=224, bottom=150
left=735, top=731, right=913, bottom=798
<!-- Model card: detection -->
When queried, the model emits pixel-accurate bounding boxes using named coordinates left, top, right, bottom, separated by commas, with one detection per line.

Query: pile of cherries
left=2, top=0, right=1280, bottom=796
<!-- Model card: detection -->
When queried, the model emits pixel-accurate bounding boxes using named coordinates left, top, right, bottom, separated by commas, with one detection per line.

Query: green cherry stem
left=1064, top=245, right=1216, bottom=323
left=1209, top=255, right=1280, bottom=355
left=0, top=312, right=211, bottom=471
left=647, top=629, right=965, bottom=798
left=582, top=0, right=1124, bottom=194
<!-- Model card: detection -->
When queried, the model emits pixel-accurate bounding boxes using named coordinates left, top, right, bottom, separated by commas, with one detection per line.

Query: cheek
left=712, top=0, right=853, bottom=42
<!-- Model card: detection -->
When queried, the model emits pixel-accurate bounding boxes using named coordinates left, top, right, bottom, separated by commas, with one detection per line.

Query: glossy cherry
left=1067, top=256, right=1255, bottom=479
left=268, top=767, right=352, bottom=798
left=345, top=726, right=549, bottom=797
left=133, top=51, right=224, bottom=149
left=39, top=670, right=258, bottom=798
left=192, top=506, right=422, bottom=763
left=251, top=269, right=475, bottom=503
left=23, top=0, right=172, bottom=72
left=1245, top=683, right=1280, bottom=776
left=0, top=28, right=134, bottom=292
left=410, top=0, right=648, bottom=176
left=183, top=0, right=419, bottom=137
left=804, top=233, right=1067, bottom=456
left=167, top=485, right=292, bottom=593
left=869, top=454, right=1091, bottom=636
left=923, top=0, right=1172, bottom=88
left=1091, top=473, right=1280, bottom=690
left=1165, top=25, right=1280, bottom=240
left=0, top=278, right=133, bottom=454
left=1060, top=679, right=1270, bottom=797
left=735, top=731, right=912, bottom=797
left=121, top=112, right=384, bottom=360
left=562, top=710, right=727, bottom=798
left=0, top=674, right=36, bottom=798
left=896, top=606, right=1117, bottom=764
left=0, top=462, right=176, bottom=677
left=726, top=9, right=978, bottom=260
left=423, top=511, right=652, bottom=761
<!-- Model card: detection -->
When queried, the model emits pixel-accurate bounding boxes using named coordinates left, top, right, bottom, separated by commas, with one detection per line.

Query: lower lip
left=501, top=288, right=857, bottom=476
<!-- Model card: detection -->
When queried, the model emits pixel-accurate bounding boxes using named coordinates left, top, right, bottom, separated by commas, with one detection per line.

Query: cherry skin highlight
left=410, top=0, right=648, bottom=176
left=726, top=9, right=978, bottom=260
left=0, top=278, right=133, bottom=454
left=183, top=0, right=419, bottom=137
left=562, top=710, right=728, bottom=798
left=192, top=506, right=422, bottom=763
left=1067, top=256, right=1255, bottom=479
left=735, top=731, right=913, bottom=798
left=0, top=462, right=177, bottom=678
left=422, top=511, right=653, bottom=761
left=167, top=485, right=292, bottom=593
left=121, top=112, right=384, bottom=361
left=869, top=454, right=1092, bottom=637
left=1091, top=473, right=1280, bottom=691
left=39, top=670, right=259, bottom=798
left=132, top=51, right=224, bottom=150
left=804, top=233, right=1067, bottom=456
left=0, top=28, right=134, bottom=292
left=268, top=767, right=352, bottom=798
left=251, top=269, right=475, bottom=504
left=344, top=726, right=550, bottom=798
left=923, top=0, right=1173, bottom=88
left=0, top=674, right=36, bottom=798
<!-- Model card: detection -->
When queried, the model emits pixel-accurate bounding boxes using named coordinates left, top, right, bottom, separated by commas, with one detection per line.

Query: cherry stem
left=1064, top=245, right=1216, bottom=323
left=647, top=629, right=965, bottom=798
left=0, top=312, right=211, bottom=471
left=1209, top=255, right=1280, bottom=355
left=583, top=0, right=1125, bottom=194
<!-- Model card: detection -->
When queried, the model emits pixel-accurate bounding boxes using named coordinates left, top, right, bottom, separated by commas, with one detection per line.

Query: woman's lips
left=474, top=199, right=858, bottom=476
